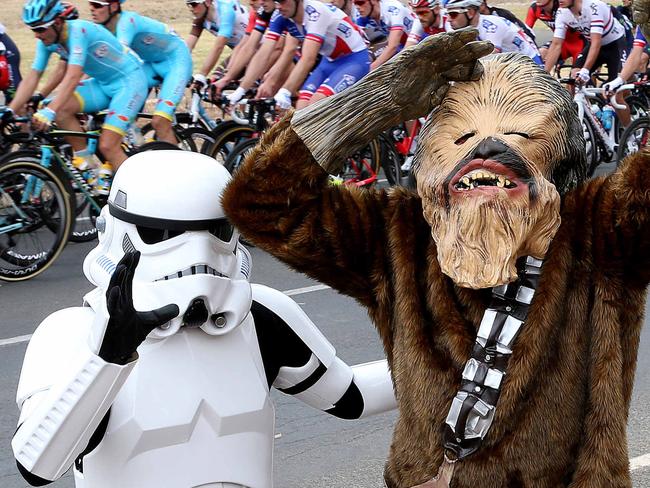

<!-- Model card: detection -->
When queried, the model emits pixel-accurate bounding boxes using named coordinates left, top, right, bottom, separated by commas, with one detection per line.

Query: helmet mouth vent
left=155, top=264, right=226, bottom=281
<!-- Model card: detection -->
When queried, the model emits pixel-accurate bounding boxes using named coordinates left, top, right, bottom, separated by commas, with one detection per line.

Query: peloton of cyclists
left=88, top=0, right=193, bottom=145
left=445, top=0, right=543, bottom=64
left=353, top=0, right=415, bottom=69
left=10, top=0, right=149, bottom=193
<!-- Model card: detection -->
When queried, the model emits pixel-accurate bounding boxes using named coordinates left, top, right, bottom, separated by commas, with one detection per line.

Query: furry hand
left=98, top=251, right=179, bottom=365
left=633, top=0, right=650, bottom=40
left=386, top=28, right=494, bottom=122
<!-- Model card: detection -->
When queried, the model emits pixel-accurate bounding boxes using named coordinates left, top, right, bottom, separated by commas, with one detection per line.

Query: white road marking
left=631, top=453, right=650, bottom=471
left=282, top=284, right=331, bottom=296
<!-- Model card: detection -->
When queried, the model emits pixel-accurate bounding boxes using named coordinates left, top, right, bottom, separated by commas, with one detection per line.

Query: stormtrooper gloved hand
left=98, top=251, right=179, bottom=365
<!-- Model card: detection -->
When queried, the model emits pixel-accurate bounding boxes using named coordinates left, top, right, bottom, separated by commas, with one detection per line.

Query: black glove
left=98, top=251, right=179, bottom=365
left=27, top=93, right=44, bottom=111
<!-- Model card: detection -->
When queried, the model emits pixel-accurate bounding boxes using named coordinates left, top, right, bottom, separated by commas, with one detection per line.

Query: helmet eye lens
left=209, top=221, right=235, bottom=242
left=137, top=226, right=186, bottom=244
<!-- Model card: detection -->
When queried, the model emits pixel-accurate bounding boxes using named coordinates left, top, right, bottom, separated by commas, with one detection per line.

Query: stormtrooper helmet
left=83, top=150, right=252, bottom=338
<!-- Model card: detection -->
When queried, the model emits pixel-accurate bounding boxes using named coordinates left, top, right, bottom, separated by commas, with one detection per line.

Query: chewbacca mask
left=415, top=53, right=587, bottom=289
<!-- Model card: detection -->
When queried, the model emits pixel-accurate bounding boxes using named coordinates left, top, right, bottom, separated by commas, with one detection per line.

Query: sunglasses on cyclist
left=185, top=0, right=205, bottom=4
left=353, top=0, right=368, bottom=5
left=88, top=1, right=111, bottom=8
left=446, top=9, right=468, bottom=18
left=30, top=20, right=56, bottom=33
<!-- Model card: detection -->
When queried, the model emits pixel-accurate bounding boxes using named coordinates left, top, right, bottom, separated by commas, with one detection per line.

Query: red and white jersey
left=407, top=13, right=450, bottom=44
left=553, top=0, right=624, bottom=46
left=355, top=0, right=415, bottom=45
left=266, top=0, right=367, bottom=60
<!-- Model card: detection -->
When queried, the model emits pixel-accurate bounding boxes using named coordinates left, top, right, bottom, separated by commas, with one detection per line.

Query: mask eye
left=455, top=132, right=475, bottom=145
left=208, top=220, right=235, bottom=242
left=136, top=226, right=185, bottom=244
left=504, top=132, right=530, bottom=139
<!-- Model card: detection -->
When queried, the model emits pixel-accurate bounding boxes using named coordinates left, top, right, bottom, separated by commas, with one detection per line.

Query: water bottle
left=601, top=105, right=615, bottom=131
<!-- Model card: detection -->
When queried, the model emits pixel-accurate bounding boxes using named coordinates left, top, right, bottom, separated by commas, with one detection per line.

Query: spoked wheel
left=617, top=116, right=650, bottom=163
left=337, top=140, right=381, bottom=188
left=378, top=137, right=406, bottom=187
left=583, top=119, right=600, bottom=177
left=223, top=138, right=259, bottom=174
left=208, top=122, right=257, bottom=166
left=177, top=126, right=218, bottom=154
left=0, top=161, right=73, bottom=281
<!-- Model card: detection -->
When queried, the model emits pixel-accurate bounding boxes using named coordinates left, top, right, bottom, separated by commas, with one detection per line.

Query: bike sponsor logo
left=512, top=36, right=523, bottom=48
left=94, top=44, right=109, bottom=57
left=306, top=5, right=320, bottom=22
left=334, top=74, right=356, bottom=92
left=482, top=19, right=497, bottom=33
left=337, top=22, right=352, bottom=37
left=388, top=6, right=400, bottom=14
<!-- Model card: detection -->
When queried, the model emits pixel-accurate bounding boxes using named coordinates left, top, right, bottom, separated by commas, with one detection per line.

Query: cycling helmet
left=22, top=0, right=64, bottom=27
left=445, top=0, right=481, bottom=9
left=61, top=2, right=79, bottom=20
left=408, top=0, right=440, bottom=9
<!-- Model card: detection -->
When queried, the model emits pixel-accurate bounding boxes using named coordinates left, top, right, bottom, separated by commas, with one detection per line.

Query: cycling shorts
left=574, top=36, right=628, bottom=81
left=74, top=70, right=148, bottom=136
left=143, top=47, right=193, bottom=121
left=299, top=49, right=370, bottom=100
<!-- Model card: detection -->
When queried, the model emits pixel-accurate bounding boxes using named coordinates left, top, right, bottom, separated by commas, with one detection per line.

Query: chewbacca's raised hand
left=633, top=0, right=650, bottom=41
left=388, top=29, right=494, bottom=121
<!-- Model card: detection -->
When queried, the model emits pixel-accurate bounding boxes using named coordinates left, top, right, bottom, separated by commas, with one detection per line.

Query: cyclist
left=9, top=0, right=148, bottom=193
left=405, top=0, right=447, bottom=47
left=211, top=0, right=279, bottom=94
left=88, top=0, right=192, bottom=145
left=603, top=26, right=650, bottom=129
left=0, top=23, right=22, bottom=103
left=446, top=0, right=543, bottom=64
left=354, top=0, right=415, bottom=69
left=479, top=0, right=536, bottom=42
left=544, top=0, right=627, bottom=87
left=185, top=0, right=249, bottom=89
left=526, top=0, right=586, bottom=65
left=230, top=0, right=369, bottom=110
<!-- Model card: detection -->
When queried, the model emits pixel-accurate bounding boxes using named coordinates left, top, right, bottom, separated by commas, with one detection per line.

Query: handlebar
left=558, top=78, right=629, bottom=110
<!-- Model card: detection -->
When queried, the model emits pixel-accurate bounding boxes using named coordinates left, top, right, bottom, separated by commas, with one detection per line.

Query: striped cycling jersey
left=355, top=0, right=415, bottom=45
left=32, top=19, right=142, bottom=83
left=265, top=0, right=367, bottom=61
left=476, top=14, right=540, bottom=59
left=633, top=26, right=647, bottom=49
left=553, top=0, right=623, bottom=46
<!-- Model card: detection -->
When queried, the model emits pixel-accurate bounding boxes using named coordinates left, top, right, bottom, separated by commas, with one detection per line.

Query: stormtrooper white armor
left=12, top=151, right=396, bottom=488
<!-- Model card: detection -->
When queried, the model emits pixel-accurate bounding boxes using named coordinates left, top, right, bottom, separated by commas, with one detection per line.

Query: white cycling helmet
left=83, top=150, right=252, bottom=339
left=445, top=0, right=481, bottom=10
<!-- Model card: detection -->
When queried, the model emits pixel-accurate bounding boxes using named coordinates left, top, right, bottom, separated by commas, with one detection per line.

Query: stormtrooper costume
left=12, top=151, right=396, bottom=488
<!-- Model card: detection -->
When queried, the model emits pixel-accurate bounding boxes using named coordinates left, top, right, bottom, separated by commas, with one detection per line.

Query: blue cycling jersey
left=32, top=19, right=142, bottom=83
left=115, top=11, right=185, bottom=64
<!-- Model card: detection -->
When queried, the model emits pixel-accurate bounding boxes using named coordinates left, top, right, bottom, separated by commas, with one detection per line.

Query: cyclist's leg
left=99, top=71, right=149, bottom=170
left=602, top=38, right=631, bottom=127
left=58, top=78, right=109, bottom=153
left=296, top=59, right=332, bottom=110
left=310, top=50, right=370, bottom=106
left=150, top=49, right=193, bottom=144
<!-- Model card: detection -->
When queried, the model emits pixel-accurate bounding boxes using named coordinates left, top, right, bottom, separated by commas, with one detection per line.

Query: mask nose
left=471, top=137, right=509, bottom=160
left=182, top=298, right=209, bottom=328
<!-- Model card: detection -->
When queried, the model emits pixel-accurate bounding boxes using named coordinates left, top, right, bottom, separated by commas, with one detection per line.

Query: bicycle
left=0, top=158, right=72, bottom=281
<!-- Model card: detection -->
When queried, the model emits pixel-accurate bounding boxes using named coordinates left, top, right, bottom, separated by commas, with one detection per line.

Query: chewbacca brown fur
left=222, top=116, right=650, bottom=487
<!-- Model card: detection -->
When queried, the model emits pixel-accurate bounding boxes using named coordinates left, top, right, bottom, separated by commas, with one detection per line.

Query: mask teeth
left=155, top=265, right=226, bottom=282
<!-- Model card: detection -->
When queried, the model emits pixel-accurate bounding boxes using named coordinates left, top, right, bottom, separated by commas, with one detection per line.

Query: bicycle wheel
left=0, top=160, right=73, bottom=281
left=337, top=140, right=381, bottom=188
left=617, top=116, right=650, bottom=163
left=378, top=136, right=406, bottom=187
left=583, top=119, right=600, bottom=177
left=208, top=122, right=256, bottom=165
left=177, top=126, right=217, bottom=154
left=224, top=138, right=259, bottom=174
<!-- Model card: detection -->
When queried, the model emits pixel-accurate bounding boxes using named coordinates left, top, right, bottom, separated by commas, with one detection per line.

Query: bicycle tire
left=338, top=140, right=381, bottom=188
left=207, top=122, right=257, bottom=165
left=0, top=160, right=73, bottom=281
left=177, top=126, right=217, bottom=154
left=223, top=137, right=259, bottom=174
left=378, top=136, right=406, bottom=187
left=583, top=118, right=600, bottom=177
left=616, top=116, right=650, bottom=163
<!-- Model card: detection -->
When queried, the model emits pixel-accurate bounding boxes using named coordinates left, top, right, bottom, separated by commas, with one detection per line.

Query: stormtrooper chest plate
left=74, top=315, right=275, bottom=488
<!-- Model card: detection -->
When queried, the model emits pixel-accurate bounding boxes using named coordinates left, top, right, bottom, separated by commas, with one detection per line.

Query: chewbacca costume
left=222, top=29, right=649, bottom=487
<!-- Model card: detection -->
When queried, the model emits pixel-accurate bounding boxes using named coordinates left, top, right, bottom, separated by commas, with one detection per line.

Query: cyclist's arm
left=39, top=59, right=67, bottom=98
left=46, top=64, right=84, bottom=114
left=371, top=29, right=403, bottom=69
left=257, top=35, right=299, bottom=97
left=525, top=6, right=536, bottom=28
left=238, top=35, right=280, bottom=90
left=199, top=35, right=230, bottom=77
left=581, top=32, right=601, bottom=72
left=619, top=44, right=644, bottom=81
left=543, top=37, right=564, bottom=72
left=221, top=29, right=264, bottom=84
left=9, top=68, right=42, bottom=113
left=280, top=37, right=320, bottom=94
